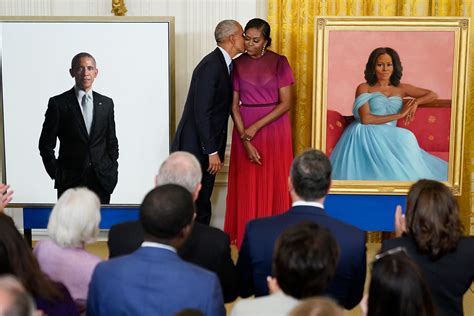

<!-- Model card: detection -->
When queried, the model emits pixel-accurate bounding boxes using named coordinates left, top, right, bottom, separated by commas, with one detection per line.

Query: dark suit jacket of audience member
left=107, top=220, right=238, bottom=302
left=237, top=205, right=366, bottom=310
left=382, top=235, right=474, bottom=316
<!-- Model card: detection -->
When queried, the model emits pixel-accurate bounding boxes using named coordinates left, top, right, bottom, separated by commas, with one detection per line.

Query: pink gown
left=224, top=50, right=294, bottom=248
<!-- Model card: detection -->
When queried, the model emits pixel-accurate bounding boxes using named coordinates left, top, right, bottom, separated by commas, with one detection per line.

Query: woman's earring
left=261, top=43, right=267, bottom=56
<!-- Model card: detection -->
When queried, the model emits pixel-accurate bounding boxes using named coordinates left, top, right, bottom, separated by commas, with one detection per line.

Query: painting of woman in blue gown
left=330, top=47, right=448, bottom=181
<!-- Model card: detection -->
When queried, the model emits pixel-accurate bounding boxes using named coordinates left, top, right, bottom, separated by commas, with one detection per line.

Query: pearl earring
left=261, top=43, right=267, bottom=56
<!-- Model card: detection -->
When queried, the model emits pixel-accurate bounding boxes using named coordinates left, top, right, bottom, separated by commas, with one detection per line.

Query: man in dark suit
left=107, top=151, right=238, bottom=303
left=88, top=184, right=225, bottom=316
left=39, top=52, right=119, bottom=204
left=237, top=149, right=367, bottom=310
left=171, top=20, right=245, bottom=225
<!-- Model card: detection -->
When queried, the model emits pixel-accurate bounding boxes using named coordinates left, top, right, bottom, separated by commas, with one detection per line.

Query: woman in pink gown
left=224, top=18, right=294, bottom=247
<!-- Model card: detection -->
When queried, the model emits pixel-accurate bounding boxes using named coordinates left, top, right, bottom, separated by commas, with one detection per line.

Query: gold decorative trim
left=112, top=0, right=128, bottom=16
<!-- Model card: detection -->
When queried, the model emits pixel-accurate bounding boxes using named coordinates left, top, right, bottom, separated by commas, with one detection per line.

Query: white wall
left=0, top=0, right=267, bottom=230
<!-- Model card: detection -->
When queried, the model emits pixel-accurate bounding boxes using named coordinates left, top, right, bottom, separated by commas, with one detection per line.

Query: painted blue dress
left=330, top=92, right=448, bottom=181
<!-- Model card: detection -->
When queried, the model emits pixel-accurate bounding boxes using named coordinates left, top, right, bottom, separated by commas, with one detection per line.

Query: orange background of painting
left=327, top=31, right=454, bottom=115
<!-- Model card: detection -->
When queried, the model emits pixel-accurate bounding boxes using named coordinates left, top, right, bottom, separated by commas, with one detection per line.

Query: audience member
left=175, top=309, right=205, bottom=316
left=290, top=297, right=343, bottom=316
left=237, top=149, right=366, bottom=309
left=382, top=179, right=474, bottom=316
left=33, top=188, right=102, bottom=312
left=107, top=151, right=238, bottom=302
left=0, top=183, right=13, bottom=212
left=362, top=248, right=436, bottom=316
left=0, top=275, right=37, bottom=316
left=0, top=213, right=78, bottom=316
left=232, top=221, right=339, bottom=315
left=88, top=184, right=225, bottom=316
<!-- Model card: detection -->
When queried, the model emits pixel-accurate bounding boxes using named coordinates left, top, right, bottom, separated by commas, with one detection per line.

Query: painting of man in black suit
left=39, top=52, right=119, bottom=204
left=171, top=20, right=245, bottom=225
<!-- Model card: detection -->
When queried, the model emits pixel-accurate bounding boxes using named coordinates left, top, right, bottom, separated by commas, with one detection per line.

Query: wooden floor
left=85, top=242, right=474, bottom=315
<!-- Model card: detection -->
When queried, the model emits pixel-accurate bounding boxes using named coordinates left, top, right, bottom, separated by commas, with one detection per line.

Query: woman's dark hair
left=244, top=18, right=272, bottom=47
left=368, top=251, right=436, bottom=316
left=272, top=221, right=339, bottom=299
left=0, top=213, right=63, bottom=302
left=405, top=179, right=463, bottom=259
left=364, top=47, right=403, bottom=86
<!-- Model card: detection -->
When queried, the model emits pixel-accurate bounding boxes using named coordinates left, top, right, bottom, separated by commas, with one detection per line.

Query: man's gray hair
left=215, top=20, right=240, bottom=43
left=0, top=275, right=36, bottom=316
left=48, top=187, right=101, bottom=248
left=157, top=152, right=202, bottom=193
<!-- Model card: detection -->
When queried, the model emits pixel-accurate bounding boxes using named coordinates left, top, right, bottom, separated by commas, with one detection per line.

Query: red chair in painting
left=326, top=100, right=451, bottom=162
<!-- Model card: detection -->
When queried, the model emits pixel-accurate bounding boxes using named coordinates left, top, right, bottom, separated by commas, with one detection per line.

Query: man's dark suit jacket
left=382, top=235, right=474, bottom=316
left=107, top=220, right=239, bottom=303
left=39, top=88, right=119, bottom=195
left=171, top=48, right=233, bottom=224
left=171, top=47, right=232, bottom=162
left=237, top=205, right=366, bottom=310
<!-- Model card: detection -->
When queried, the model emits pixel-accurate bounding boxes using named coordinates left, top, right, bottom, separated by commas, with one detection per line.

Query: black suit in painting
left=171, top=48, right=233, bottom=225
left=39, top=88, right=119, bottom=203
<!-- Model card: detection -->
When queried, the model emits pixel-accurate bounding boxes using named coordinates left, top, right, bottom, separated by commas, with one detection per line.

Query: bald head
left=156, top=152, right=202, bottom=194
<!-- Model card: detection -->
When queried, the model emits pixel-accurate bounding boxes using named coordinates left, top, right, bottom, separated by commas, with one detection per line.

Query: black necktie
left=229, top=62, right=233, bottom=77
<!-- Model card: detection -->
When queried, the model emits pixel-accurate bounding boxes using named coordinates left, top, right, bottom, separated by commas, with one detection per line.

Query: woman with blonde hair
left=33, top=187, right=102, bottom=312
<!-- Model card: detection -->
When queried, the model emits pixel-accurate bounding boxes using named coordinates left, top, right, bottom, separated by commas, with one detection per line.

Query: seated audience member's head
left=0, top=275, right=36, bottom=316
left=290, top=297, right=342, bottom=316
left=0, top=213, right=63, bottom=304
left=175, top=308, right=204, bottom=316
left=47, top=187, right=101, bottom=248
left=405, top=179, right=463, bottom=259
left=289, top=149, right=332, bottom=202
left=156, top=151, right=202, bottom=200
left=272, top=221, right=339, bottom=299
left=366, top=249, right=435, bottom=316
left=140, top=184, right=195, bottom=248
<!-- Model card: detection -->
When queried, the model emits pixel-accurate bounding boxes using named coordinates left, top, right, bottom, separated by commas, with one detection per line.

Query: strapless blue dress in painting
left=330, top=92, right=448, bottom=181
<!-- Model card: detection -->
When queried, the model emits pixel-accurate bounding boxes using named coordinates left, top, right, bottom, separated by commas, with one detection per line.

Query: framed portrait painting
left=312, top=17, right=469, bottom=195
left=0, top=16, right=175, bottom=206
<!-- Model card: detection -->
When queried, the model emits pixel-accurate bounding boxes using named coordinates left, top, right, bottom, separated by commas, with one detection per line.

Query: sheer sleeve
left=277, top=55, right=294, bottom=88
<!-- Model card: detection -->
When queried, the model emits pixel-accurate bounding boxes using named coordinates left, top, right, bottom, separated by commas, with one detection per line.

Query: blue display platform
left=324, top=194, right=406, bottom=232
left=23, top=194, right=406, bottom=233
left=23, top=207, right=139, bottom=229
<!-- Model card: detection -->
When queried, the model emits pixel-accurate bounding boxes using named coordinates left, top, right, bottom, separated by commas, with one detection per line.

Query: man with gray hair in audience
left=107, top=151, right=238, bottom=302
left=0, top=275, right=37, bottom=316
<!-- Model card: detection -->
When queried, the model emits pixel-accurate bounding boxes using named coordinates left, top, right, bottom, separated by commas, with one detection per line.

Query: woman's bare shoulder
left=355, top=83, right=369, bottom=97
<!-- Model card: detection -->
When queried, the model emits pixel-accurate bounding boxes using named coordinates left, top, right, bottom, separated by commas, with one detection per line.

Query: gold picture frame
left=312, top=16, right=469, bottom=195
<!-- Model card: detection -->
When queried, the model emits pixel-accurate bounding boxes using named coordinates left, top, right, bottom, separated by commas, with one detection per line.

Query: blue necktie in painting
left=81, top=93, right=92, bottom=134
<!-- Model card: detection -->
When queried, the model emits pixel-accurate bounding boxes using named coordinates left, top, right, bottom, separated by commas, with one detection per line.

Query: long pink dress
left=224, top=50, right=294, bottom=248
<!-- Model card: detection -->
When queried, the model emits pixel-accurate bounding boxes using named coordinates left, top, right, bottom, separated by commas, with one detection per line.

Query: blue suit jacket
left=236, top=205, right=366, bottom=309
left=87, top=247, right=225, bottom=316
